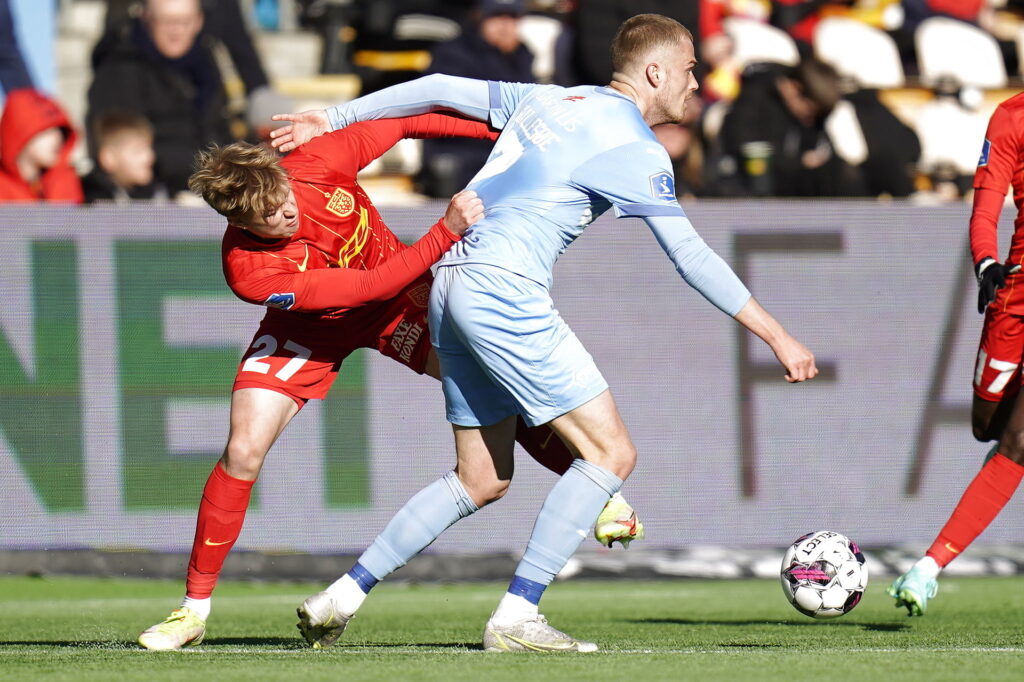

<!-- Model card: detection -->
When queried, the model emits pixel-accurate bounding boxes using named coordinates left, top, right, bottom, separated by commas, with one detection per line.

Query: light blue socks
left=514, top=458, right=623, bottom=588
left=358, top=470, right=478, bottom=581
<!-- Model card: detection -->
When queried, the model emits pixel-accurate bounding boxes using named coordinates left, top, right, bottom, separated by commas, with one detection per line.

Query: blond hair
left=611, top=14, right=693, bottom=75
left=188, top=142, right=288, bottom=224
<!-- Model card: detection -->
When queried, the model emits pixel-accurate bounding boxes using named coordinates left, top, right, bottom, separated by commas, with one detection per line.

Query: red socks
left=514, top=416, right=574, bottom=475
left=185, top=463, right=255, bottom=599
left=926, top=453, right=1024, bottom=567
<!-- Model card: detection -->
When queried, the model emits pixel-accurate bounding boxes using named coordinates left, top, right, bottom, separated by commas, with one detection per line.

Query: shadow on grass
left=632, top=618, right=910, bottom=632
left=4, top=637, right=480, bottom=650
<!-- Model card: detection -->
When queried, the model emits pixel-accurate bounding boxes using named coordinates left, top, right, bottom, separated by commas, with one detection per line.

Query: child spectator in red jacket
left=0, top=88, right=83, bottom=202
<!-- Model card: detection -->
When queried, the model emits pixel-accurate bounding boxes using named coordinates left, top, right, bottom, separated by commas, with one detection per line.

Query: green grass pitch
left=2, top=575, right=1023, bottom=681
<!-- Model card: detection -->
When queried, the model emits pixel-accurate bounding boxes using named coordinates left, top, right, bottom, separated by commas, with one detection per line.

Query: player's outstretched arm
left=734, top=298, right=818, bottom=383
left=270, top=74, right=493, bottom=152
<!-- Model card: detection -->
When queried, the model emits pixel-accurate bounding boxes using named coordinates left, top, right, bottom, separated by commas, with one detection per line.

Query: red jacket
left=0, top=89, right=83, bottom=202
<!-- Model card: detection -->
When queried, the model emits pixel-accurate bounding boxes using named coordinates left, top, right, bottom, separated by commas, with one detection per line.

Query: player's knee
left=972, top=421, right=994, bottom=442
left=221, top=438, right=267, bottom=480
left=463, top=477, right=510, bottom=508
left=998, top=428, right=1024, bottom=462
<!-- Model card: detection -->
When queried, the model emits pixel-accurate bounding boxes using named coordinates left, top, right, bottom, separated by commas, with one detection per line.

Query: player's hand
left=773, top=335, right=818, bottom=383
left=443, top=190, right=484, bottom=236
left=977, top=258, right=1021, bottom=313
left=269, top=109, right=330, bottom=152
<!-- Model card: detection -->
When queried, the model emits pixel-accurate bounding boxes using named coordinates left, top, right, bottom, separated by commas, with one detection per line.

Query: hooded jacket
left=0, top=89, right=84, bottom=202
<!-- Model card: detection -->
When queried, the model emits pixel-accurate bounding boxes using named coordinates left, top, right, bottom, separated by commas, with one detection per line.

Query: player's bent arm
left=643, top=214, right=751, bottom=315
left=233, top=219, right=461, bottom=312
left=969, top=186, right=1007, bottom=268
left=733, top=298, right=818, bottom=383
left=643, top=214, right=816, bottom=383
left=325, top=74, right=494, bottom=131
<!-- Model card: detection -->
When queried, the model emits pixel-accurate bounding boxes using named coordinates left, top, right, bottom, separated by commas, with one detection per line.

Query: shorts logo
left=406, top=282, right=431, bottom=308
left=391, top=319, right=424, bottom=363
left=264, top=292, right=296, bottom=310
left=649, top=172, right=675, bottom=200
left=979, top=138, right=991, bottom=167
left=326, top=187, right=356, bottom=217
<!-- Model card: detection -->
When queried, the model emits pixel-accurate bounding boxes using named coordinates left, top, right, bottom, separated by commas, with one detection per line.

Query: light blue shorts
left=429, top=263, right=608, bottom=427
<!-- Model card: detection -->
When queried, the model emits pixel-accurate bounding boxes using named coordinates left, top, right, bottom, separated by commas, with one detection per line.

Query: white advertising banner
left=0, top=201, right=1019, bottom=554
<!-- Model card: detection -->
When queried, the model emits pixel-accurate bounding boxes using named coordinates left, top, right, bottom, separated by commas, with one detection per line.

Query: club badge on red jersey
left=978, top=138, right=991, bottom=167
left=326, top=188, right=356, bottom=217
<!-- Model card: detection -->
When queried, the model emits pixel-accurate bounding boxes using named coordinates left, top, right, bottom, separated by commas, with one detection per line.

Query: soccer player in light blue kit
left=272, top=14, right=818, bottom=652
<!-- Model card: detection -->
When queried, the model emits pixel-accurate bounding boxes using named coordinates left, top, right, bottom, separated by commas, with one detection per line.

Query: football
left=780, top=530, right=868, bottom=619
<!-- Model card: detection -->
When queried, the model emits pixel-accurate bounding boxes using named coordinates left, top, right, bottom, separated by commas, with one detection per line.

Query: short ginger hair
left=188, top=142, right=288, bottom=225
left=610, top=14, right=693, bottom=75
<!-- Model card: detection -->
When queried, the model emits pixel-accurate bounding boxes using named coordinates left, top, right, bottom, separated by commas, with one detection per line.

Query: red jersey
left=221, top=114, right=498, bottom=328
left=970, top=93, right=1024, bottom=314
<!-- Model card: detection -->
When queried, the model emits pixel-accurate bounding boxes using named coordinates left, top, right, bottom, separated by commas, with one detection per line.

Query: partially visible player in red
left=137, top=112, right=641, bottom=650
left=889, top=93, right=1024, bottom=616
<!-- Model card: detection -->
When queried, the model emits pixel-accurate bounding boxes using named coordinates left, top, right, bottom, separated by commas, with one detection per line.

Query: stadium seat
left=814, top=17, right=904, bottom=89
left=518, top=14, right=563, bottom=84
left=914, top=96, right=991, bottom=175
left=723, top=17, right=799, bottom=69
left=915, top=17, right=1006, bottom=89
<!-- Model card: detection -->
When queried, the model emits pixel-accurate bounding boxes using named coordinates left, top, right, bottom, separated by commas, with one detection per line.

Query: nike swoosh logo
left=297, top=244, right=309, bottom=272
left=945, top=542, right=961, bottom=554
left=204, top=538, right=232, bottom=546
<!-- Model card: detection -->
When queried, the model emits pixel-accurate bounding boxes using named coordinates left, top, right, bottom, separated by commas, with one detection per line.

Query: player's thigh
left=438, top=264, right=608, bottom=427
left=973, top=308, right=1024, bottom=402
left=223, top=388, right=301, bottom=479
left=548, top=389, right=637, bottom=480
left=429, top=266, right=519, bottom=427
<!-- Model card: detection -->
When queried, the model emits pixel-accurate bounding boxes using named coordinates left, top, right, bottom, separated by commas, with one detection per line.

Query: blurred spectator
left=0, top=0, right=32, bottom=95
left=652, top=97, right=706, bottom=197
left=716, top=59, right=863, bottom=196
left=99, top=0, right=290, bottom=143
left=417, top=0, right=534, bottom=198
left=80, top=111, right=167, bottom=204
left=308, top=0, right=472, bottom=93
left=0, top=89, right=83, bottom=203
left=567, top=0, right=700, bottom=86
left=87, top=0, right=235, bottom=197
left=842, top=85, right=920, bottom=197
left=699, top=0, right=771, bottom=100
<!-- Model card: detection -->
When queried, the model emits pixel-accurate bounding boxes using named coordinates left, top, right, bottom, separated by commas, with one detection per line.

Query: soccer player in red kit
left=889, top=93, right=1024, bottom=616
left=137, top=113, right=641, bottom=650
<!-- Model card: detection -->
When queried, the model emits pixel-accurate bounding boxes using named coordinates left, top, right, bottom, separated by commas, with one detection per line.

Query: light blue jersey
left=446, top=83, right=683, bottom=287
left=326, top=75, right=753, bottom=425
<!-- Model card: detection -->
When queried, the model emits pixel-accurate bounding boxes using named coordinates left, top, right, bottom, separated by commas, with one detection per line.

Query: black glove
left=977, top=258, right=1022, bottom=313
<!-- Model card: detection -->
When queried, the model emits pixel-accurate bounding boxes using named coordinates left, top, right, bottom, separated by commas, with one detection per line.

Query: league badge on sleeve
left=978, top=138, right=991, bottom=167
left=649, top=172, right=676, bottom=200
left=264, top=292, right=296, bottom=310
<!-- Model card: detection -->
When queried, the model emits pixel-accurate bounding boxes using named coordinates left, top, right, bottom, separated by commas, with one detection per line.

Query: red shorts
left=232, top=277, right=433, bottom=407
left=973, top=307, right=1024, bottom=401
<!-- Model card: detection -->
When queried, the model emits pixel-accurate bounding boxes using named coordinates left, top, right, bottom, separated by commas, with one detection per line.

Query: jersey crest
left=264, top=292, right=296, bottom=310
left=978, top=138, right=991, bottom=167
left=326, top=187, right=356, bottom=217
left=649, top=172, right=675, bottom=200
left=405, top=282, right=431, bottom=308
